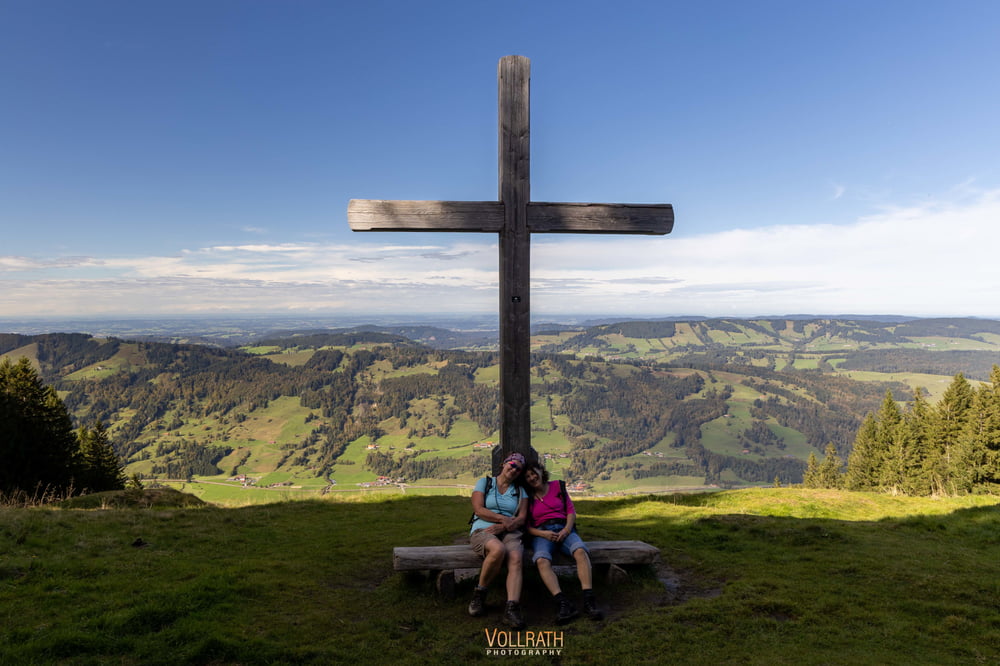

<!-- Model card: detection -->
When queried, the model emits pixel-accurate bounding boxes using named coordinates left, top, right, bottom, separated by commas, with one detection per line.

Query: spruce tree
left=817, top=442, right=844, bottom=489
left=875, top=390, right=903, bottom=444
left=77, top=421, right=126, bottom=492
left=0, top=357, right=80, bottom=494
left=803, top=451, right=821, bottom=488
left=926, top=373, right=975, bottom=495
left=901, top=388, right=934, bottom=495
left=955, top=364, right=1000, bottom=492
left=981, top=365, right=1000, bottom=488
left=873, top=391, right=905, bottom=493
left=846, top=413, right=879, bottom=490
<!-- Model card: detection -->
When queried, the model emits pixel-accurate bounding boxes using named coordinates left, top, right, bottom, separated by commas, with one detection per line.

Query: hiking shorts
left=530, top=523, right=588, bottom=563
left=470, top=528, right=524, bottom=558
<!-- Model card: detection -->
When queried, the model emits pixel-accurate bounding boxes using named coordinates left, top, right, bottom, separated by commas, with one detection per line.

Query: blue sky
left=3, top=1, right=1000, bottom=320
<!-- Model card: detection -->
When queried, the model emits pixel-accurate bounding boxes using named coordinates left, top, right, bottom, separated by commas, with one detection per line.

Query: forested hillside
left=802, top=367, right=1000, bottom=496
left=2, top=316, right=997, bottom=495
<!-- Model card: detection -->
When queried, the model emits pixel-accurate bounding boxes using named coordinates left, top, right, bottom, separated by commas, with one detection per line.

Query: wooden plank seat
left=394, top=540, right=659, bottom=570
left=394, top=540, right=660, bottom=595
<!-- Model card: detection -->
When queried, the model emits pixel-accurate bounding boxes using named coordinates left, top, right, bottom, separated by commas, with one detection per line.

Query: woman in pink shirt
left=524, top=462, right=603, bottom=623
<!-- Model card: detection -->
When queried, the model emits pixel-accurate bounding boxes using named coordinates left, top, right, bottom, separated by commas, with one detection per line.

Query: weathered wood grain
left=348, top=200, right=673, bottom=235
left=497, top=55, right=533, bottom=474
left=527, top=202, right=674, bottom=234
left=348, top=200, right=503, bottom=232
left=393, top=540, right=660, bottom=571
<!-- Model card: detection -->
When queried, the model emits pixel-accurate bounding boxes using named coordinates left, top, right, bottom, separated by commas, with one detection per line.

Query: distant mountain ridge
left=0, top=313, right=953, bottom=347
left=531, top=316, right=1000, bottom=381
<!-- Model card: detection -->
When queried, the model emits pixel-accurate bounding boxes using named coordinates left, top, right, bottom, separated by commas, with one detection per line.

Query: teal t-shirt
left=470, top=476, right=526, bottom=534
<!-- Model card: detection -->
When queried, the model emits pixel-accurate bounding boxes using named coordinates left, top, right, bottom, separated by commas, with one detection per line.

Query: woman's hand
left=556, top=527, right=571, bottom=543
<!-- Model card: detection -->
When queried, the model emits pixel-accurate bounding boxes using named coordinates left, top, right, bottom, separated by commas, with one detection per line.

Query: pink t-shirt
left=528, top=480, right=576, bottom=527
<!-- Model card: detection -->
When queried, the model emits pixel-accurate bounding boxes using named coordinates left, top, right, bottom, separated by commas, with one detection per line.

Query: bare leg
left=505, top=548, right=523, bottom=602
left=574, top=548, right=594, bottom=590
left=536, top=557, right=563, bottom=596
left=478, top=538, right=506, bottom=588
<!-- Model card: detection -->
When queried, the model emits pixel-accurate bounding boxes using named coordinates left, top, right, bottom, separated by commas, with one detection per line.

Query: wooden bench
left=393, top=540, right=660, bottom=596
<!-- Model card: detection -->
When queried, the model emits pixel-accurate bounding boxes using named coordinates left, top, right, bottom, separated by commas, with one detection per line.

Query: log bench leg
left=607, top=563, right=631, bottom=585
left=436, top=570, right=456, bottom=598
left=591, top=562, right=633, bottom=585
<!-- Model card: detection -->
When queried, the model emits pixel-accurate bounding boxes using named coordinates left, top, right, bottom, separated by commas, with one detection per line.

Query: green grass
left=3, top=488, right=999, bottom=664
left=904, top=336, right=998, bottom=351
left=242, top=345, right=282, bottom=354
left=835, top=370, right=965, bottom=401
left=262, top=349, right=316, bottom=366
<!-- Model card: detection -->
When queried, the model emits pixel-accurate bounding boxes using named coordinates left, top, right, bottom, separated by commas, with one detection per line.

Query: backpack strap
left=557, top=480, right=578, bottom=535
left=526, top=483, right=535, bottom=526
left=469, top=476, right=494, bottom=525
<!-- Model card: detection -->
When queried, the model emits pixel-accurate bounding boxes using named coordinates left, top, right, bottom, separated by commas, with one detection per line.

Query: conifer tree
left=982, top=365, right=1000, bottom=487
left=875, top=390, right=903, bottom=445
left=817, top=442, right=844, bottom=489
left=846, top=413, right=879, bottom=490
left=872, top=391, right=905, bottom=492
left=77, top=421, right=127, bottom=492
left=803, top=451, right=821, bottom=488
left=901, top=388, right=934, bottom=495
left=926, top=373, right=975, bottom=495
left=0, top=357, right=79, bottom=494
left=843, top=368, right=1000, bottom=497
left=955, top=364, right=1000, bottom=492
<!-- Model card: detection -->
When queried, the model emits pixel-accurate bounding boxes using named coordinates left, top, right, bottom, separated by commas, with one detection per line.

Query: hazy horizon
left=3, top=311, right=998, bottom=341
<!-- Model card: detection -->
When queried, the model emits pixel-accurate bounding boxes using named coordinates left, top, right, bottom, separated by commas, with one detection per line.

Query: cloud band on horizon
left=2, top=188, right=999, bottom=319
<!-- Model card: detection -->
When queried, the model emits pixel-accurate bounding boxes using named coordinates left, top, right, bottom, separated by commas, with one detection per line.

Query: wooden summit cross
left=348, top=55, right=674, bottom=469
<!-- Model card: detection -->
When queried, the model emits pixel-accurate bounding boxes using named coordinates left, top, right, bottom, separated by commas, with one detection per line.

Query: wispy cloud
left=0, top=256, right=104, bottom=272
left=2, top=189, right=999, bottom=318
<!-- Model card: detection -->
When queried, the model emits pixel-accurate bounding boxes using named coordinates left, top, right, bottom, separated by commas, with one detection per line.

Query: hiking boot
left=503, top=600, right=526, bottom=629
left=583, top=592, right=604, bottom=620
left=556, top=596, right=579, bottom=624
left=468, top=587, right=487, bottom=617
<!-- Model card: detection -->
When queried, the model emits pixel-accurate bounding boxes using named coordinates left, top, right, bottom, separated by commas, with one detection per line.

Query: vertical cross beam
left=497, top=56, right=532, bottom=468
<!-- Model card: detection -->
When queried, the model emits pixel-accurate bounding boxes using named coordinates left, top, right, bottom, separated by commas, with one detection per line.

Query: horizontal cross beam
left=348, top=199, right=674, bottom=235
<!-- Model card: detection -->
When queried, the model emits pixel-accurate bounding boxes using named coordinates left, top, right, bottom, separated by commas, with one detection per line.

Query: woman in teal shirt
left=467, top=452, right=528, bottom=629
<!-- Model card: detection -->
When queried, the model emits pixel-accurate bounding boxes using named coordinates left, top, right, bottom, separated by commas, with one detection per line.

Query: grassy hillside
left=2, top=488, right=998, bottom=664
left=3, top=319, right=998, bottom=497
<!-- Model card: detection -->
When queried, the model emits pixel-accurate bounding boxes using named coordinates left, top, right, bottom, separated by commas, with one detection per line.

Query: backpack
left=468, top=476, right=494, bottom=525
